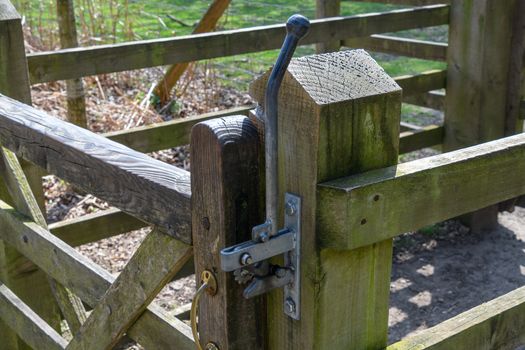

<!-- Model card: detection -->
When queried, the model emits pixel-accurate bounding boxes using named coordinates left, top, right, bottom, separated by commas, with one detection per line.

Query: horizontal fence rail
left=0, top=94, right=191, bottom=242
left=388, top=284, right=525, bottom=349
left=318, top=132, right=525, bottom=250
left=349, top=0, right=450, bottom=5
left=343, top=35, right=447, bottom=61
left=0, top=199, right=194, bottom=349
left=26, top=5, right=449, bottom=83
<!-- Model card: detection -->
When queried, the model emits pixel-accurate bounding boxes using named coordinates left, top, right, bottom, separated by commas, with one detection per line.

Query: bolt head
left=240, top=253, right=253, bottom=266
left=285, top=298, right=296, bottom=314
left=285, top=201, right=296, bottom=216
left=205, top=342, right=219, bottom=350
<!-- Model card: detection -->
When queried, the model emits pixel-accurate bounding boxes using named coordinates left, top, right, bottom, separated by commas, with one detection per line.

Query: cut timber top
left=0, top=0, right=20, bottom=21
left=250, top=49, right=400, bottom=106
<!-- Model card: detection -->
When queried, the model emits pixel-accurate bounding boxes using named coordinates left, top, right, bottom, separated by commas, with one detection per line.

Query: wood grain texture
left=344, top=35, right=447, bottom=61
left=191, top=116, right=265, bottom=349
left=0, top=199, right=195, bottom=349
left=49, top=208, right=147, bottom=246
left=57, top=0, right=87, bottom=128
left=104, top=105, right=253, bottom=153
left=250, top=49, right=401, bottom=349
left=0, top=94, right=191, bottom=242
left=403, top=90, right=445, bottom=110
left=316, top=0, right=341, bottom=53
left=444, top=0, right=522, bottom=231
left=350, top=0, right=449, bottom=4
left=27, top=5, right=449, bottom=83
left=0, top=6, right=59, bottom=348
left=154, top=0, right=231, bottom=103
left=66, top=229, right=192, bottom=350
left=395, top=69, right=446, bottom=97
left=0, top=284, right=67, bottom=350
left=399, top=124, right=443, bottom=154
left=318, top=132, right=525, bottom=250
left=0, top=147, right=88, bottom=334
left=388, top=284, right=525, bottom=350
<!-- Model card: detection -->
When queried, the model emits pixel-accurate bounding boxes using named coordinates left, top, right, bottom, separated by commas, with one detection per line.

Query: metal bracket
left=219, top=193, right=301, bottom=319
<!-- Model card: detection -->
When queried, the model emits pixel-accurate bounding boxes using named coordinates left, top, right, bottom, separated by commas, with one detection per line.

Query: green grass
left=12, top=0, right=448, bottom=90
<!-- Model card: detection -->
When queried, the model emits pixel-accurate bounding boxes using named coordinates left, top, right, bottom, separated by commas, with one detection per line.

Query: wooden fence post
left=316, top=0, right=341, bottom=53
left=250, top=50, right=401, bottom=349
left=444, top=0, right=525, bottom=231
left=57, top=0, right=87, bottom=128
left=191, top=115, right=266, bottom=349
left=0, top=2, right=61, bottom=348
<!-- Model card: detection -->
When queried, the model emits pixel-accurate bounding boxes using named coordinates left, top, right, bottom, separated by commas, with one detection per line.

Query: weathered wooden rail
left=1, top=0, right=525, bottom=349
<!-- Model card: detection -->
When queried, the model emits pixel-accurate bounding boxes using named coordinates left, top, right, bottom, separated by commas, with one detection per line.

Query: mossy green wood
left=444, top=0, right=522, bottom=231
left=66, top=229, right=192, bottom=350
left=399, top=124, right=443, bottom=154
left=387, top=284, right=525, bottom=350
left=26, top=5, right=449, bottom=83
left=0, top=147, right=88, bottom=334
left=394, top=70, right=446, bottom=97
left=0, top=2, right=60, bottom=347
left=104, top=105, right=253, bottom=153
left=0, top=284, right=68, bottom=350
left=403, top=91, right=445, bottom=111
left=343, top=35, right=447, bottom=62
left=250, top=49, right=401, bottom=349
left=318, top=132, right=525, bottom=250
left=57, top=0, right=87, bottom=128
left=316, top=0, right=341, bottom=53
left=0, top=199, right=195, bottom=349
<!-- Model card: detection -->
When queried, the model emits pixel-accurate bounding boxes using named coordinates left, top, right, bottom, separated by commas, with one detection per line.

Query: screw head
left=240, top=253, right=253, bottom=266
left=285, top=201, right=296, bottom=216
left=285, top=298, right=296, bottom=314
left=205, top=342, right=219, bottom=350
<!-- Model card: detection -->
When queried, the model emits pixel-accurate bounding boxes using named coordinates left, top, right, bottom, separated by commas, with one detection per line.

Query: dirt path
left=388, top=205, right=525, bottom=343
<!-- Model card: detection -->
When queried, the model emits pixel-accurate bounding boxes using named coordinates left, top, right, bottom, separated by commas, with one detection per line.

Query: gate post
left=444, top=0, right=525, bottom=231
left=0, top=1, right=61, bottom=348
left=250, top=49, right=401, bottom=349
left=191, top=116, right=266, bottom=349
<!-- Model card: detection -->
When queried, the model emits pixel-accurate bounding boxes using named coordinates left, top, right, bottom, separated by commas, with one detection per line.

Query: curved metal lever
left=263, top=14, right=310, bottom=238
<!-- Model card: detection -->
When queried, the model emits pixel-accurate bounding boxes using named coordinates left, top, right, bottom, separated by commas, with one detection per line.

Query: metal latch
left=219, top=14, right=310, bottom=320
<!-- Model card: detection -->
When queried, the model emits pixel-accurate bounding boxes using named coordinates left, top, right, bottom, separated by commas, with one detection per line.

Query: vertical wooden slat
left=0, top=2, right=61, bottom=348
left=444, top=0, right=523, bottom=231
left=57, top=0, right=87, bottom=128
left=250, top=49, right=401, bottom=349
left=191, top=115, right=265, bottom=349
left=316, top=0, right=341, bottom=53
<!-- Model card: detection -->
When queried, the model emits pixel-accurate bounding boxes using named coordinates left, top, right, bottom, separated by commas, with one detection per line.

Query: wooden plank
left=318, top=132, right=525, bottom=251
left=66, top=229, right=192, bottom=350
left=343, top=35, right=447, bottom=61
left=191, top=116, right=265, bottom=349
left=154, top=0, right=231, bottom=103
left=250, top=49, right=401, bottom=349
left=0, top=3, right=60, bottom=347
left=403, top=90, right=445, bottom=110
left=104, top=105, right=253, bottom=153
left=0, top=284, right=67, bottom=350
left=27, top=5, right=450, bottom=83
left=444, top=1, right=522, bottom=231
left=57, top=0, right=87, bottom=128
left=0, top=199, right=195, bottom=349
left=0, top=94, right=191, bottom=242
left=395, top=69, right=446, bottom=97
left=49, top=208, right=147, bottom=246
left=399, top=124, right=443, bottom=153
left=521, top=100, right=525, bottom=119
left=316, top=0, right=341, bottom=53
left=350, top=0, right=450, bottom=4
left=388, top=284, right=525, bottom=350
left=0, top=147, right=88, bottom=334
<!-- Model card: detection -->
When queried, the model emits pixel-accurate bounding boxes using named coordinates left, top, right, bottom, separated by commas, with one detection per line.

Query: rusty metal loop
left=190, top=270, right=218, bottom=350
